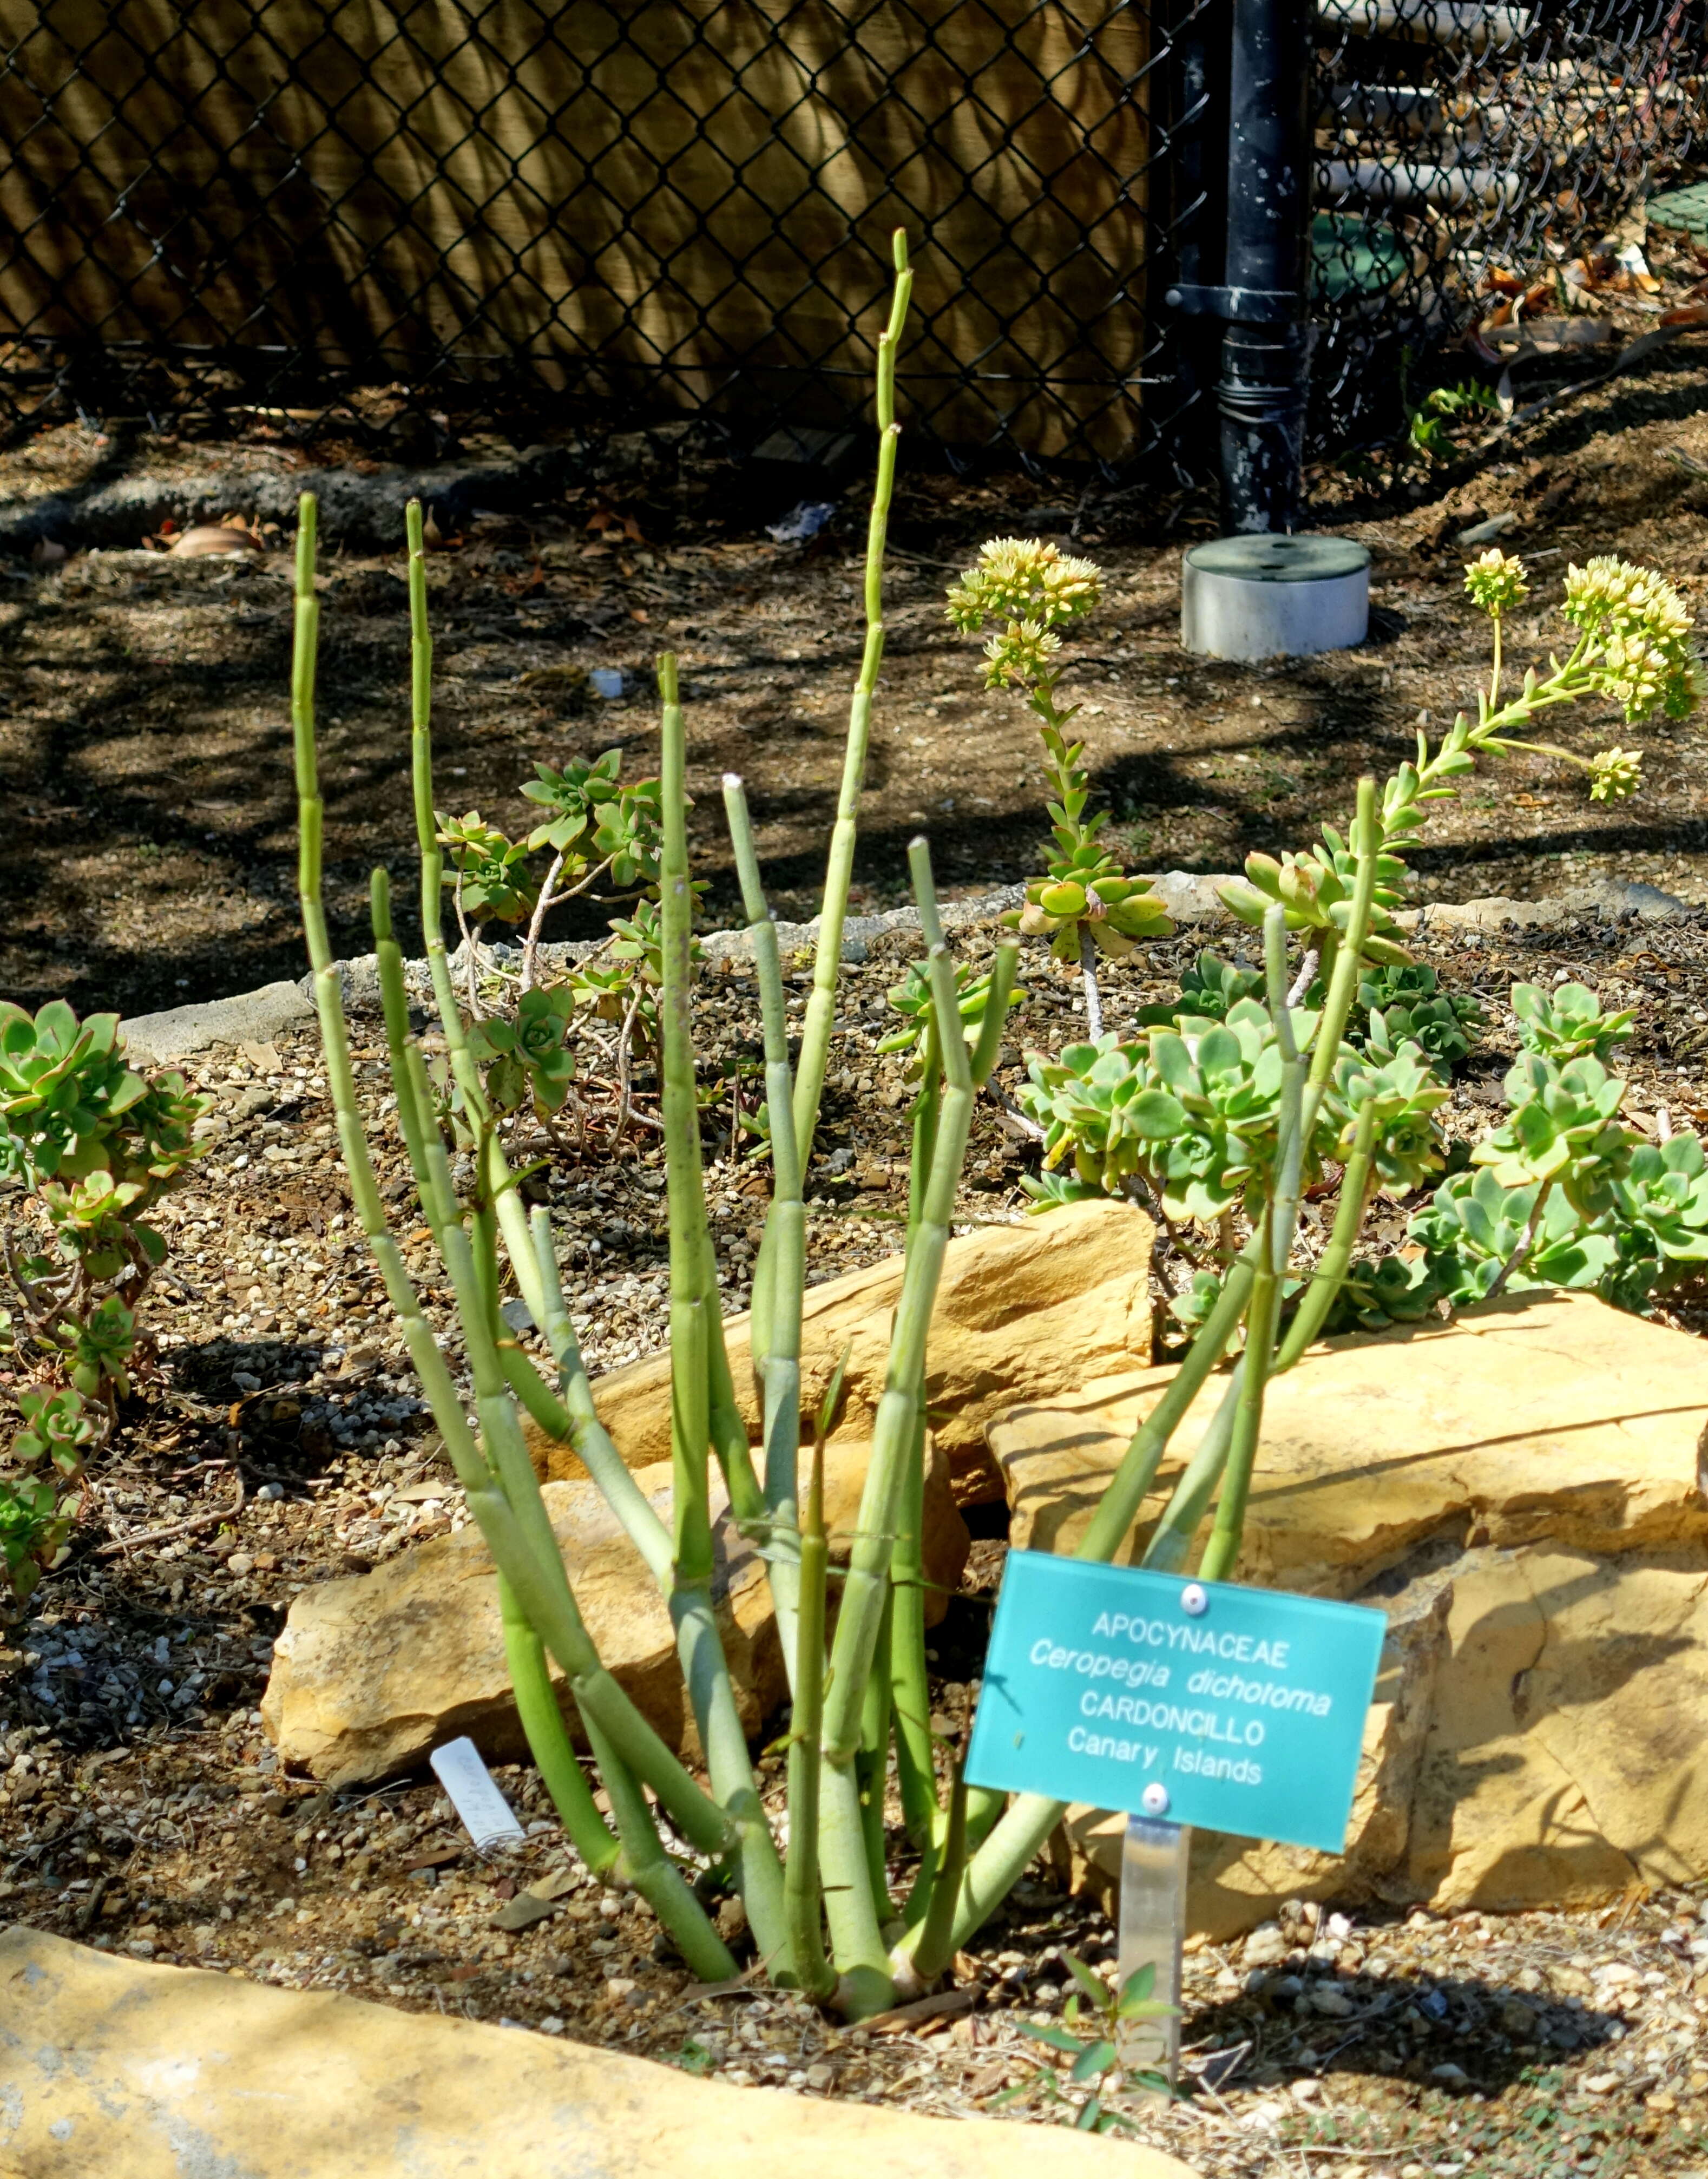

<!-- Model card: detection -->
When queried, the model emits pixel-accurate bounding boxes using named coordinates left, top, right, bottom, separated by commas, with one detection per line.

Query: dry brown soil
left=3, top=914, right=1708, bottom=2177
left=6, top=228, right=1708, bottom=2179
left=7, top=277, right=1708, bottom=1021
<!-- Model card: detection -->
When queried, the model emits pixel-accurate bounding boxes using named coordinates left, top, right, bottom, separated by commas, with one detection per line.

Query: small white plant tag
left=430, top=1736, right=525, bottom=1852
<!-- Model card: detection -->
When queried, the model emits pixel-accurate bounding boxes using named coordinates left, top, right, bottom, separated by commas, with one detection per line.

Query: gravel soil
left=4, top=907, right=1708, bottom=2175
left=9, top=216, right=1708, bottom=1021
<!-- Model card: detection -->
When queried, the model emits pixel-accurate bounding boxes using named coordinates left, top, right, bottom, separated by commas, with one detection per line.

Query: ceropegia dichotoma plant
left=295, top=215, right=1702, bottom=2032
left=292, top=234, right=1029, bottom=2014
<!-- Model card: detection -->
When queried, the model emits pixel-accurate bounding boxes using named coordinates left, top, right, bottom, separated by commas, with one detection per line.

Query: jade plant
left=0, top=1001, right=206, bottom=1600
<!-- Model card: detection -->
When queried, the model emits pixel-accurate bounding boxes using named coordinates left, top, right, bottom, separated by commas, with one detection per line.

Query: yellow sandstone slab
left=991, top=1288, right=1708, bottom=1588
left=262, top=1436, right=968, bottom=1786
left=1403, top=1544, right=1708, bottom=1907
left=0, top=1927, right=1200, bottom=2179
left=991, top=1290, right=1708, bottom=1932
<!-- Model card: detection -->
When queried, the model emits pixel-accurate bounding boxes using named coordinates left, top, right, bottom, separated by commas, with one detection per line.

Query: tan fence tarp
left=0, top=0, right=1156, bottom=456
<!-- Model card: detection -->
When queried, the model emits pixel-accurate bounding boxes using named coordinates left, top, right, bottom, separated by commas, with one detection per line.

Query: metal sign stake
left=1116, top=1809, right=1191, bottom=2096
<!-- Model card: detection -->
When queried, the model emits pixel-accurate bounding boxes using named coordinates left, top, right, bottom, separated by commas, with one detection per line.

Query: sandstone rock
left=993, top=1289, right=1708, bottom=1584
left=0, top=1926, right=1200, bottom=2179
left=533, top=1198, right=1155, bottom=1505
left=1000, top=1290, right=1708, bottom=1934
left=1402, top=1542, right=1708, bottom=1909
left=121, top=979, right=314, bottom=1065
left=263, top=1436, right=968, bottom=1787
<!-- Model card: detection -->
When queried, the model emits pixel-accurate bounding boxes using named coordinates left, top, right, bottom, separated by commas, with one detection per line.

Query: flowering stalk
left=1221, top=554, right=1695, bottom=979
left=945, top=539, right=1173, bottom=1029
left=1386, top=550, right=1698, bottom=852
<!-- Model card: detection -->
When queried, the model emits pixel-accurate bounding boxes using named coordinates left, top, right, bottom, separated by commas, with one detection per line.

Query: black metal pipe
left=1218, top=0, right=1315, bottom=531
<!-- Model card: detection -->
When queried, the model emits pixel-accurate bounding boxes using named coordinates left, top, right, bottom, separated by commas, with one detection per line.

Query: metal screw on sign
left=1181, top=1583, right=1208, bottom=1616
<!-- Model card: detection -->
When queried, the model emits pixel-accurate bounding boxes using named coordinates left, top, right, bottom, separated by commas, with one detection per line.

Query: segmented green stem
left=721, top=774, right=806, bottom=1684
left=1198, top=1235, right=1280, bottom=1583
left=1272, top=1097, right=1377, bottom=1371
left=578, top=1703, right=738, bottom=1981
left=889, top=1397, right=937, bottom=1851
left=1071, top=1251, right=1257, bottom=1564
left=1194, top=915, right=1302, bottom=1584
left=820, top=908, right=976, bottom=2014
left=496, top=1574, right=619, bottom=1874
left=908, top=1755, right=969, bottom=1986
left=1138, top=1368, right=1241, bottom=1574
left=890, top=841, right=944, bottom=1846
left=783, top=1433, right=835, bottom=1997
left=857, top=1591, right=896, bottom=1914
left=293, top=496, right=733, bottom=1898
left=790, top=232, right=914, bottom=1169
left=656, top=662, right=791, bottom=1980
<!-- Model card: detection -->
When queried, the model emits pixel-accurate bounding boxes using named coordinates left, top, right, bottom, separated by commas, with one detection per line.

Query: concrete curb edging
left=117, top=870, right=1697, bottom=1067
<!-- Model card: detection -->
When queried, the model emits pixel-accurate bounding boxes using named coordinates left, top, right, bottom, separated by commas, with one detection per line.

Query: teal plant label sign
left=966, top=1553, right=1386, bottom=1853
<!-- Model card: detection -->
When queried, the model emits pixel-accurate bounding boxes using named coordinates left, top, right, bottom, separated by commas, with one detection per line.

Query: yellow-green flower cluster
left=1463, top=548, right=1529, bottom=615
left=982, top=620, right=1061, bottom=690
left=1563, top=555, right=1700, bottom=722
left=1587, top=746, right=1644, bottom=801
left=944, top=537, right=1102, bottom=634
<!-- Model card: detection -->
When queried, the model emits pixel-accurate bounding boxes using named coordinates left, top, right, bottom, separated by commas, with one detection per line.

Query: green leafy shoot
left=997, top=1954, right=1177, bottom=2130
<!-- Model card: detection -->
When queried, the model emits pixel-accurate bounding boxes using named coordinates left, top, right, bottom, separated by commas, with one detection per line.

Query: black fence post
left=1166, top=0, right=1315, bottom=531
left=1218, top=0, right=1313, bottom=531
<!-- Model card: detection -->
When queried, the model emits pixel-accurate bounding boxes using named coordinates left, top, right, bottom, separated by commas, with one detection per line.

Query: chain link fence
left=1312, top=0, right=1706, bottom=451
left=0, top=0, right=1700, bottom=474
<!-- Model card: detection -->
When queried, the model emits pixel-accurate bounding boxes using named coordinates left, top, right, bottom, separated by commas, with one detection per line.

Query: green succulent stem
left=908, top=1753, right=970, bottom=1985
left=496, top=1574, right=619, bottom=1872
left=657, top=660, right=791, bottom=1980
left=1072, top=1252, right=1256, bottom=1563
left=579, top=1702, right=739, bottom=1983
left=819, top=905, right=976, bottom=2014
left=1198, top=1233, right=1280, bottom=1584
left=858, top=1591, right=896, bottom=1912
left=890, top=1400, right=937, bottom=1850
left=790, top=233, right=914, bottom=1173
left=294, top=492, right=735, bottom=1978
left=784, top=1429, right=836, bottom=1998
left=1272, top=1097, right=1379, bottom=1371
left=721, top=774, right=807, bottom=1686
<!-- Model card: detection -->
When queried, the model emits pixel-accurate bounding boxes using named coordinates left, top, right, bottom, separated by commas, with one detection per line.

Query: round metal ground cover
left=1181, top=534, right=1370, bottom=660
